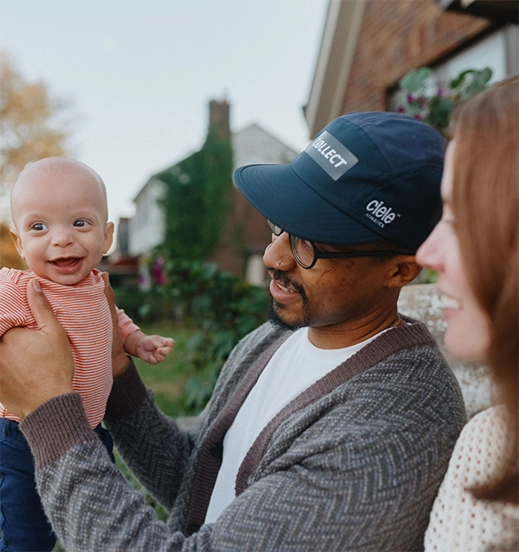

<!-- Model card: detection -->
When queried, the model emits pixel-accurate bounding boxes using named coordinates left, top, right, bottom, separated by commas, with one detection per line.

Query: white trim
left=305, top=0, right=366, bottom=137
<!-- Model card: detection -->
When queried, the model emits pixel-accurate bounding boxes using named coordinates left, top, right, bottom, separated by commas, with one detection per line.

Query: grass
left=132, top=322, right=197, bottom=417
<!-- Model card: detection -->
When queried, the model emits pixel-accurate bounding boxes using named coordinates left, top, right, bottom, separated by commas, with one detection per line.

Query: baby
left=0, top=157, right=174, bottom=552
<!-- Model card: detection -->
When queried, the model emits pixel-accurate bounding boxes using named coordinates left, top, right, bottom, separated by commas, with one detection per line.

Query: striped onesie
left=0, top=267, right=139, bottom=428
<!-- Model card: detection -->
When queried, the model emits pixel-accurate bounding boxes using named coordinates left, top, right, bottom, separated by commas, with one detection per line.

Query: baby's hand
left=134, top=335, right=175, bottom=365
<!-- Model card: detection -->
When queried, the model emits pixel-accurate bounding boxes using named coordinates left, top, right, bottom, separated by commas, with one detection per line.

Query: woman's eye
left=74, top=220, right=89, bottom=228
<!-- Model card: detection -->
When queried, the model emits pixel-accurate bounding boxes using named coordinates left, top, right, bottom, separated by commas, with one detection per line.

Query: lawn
left=132, top=322, right=197, bottom=417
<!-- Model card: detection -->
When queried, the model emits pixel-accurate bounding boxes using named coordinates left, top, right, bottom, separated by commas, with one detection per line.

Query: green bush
left=112, top=287, right=174, bottom=323
left=144, top=260, right=269, bottom=413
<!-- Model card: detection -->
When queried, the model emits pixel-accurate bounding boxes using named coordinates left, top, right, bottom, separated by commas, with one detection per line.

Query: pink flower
left=152, top=257, right=168, bottom=285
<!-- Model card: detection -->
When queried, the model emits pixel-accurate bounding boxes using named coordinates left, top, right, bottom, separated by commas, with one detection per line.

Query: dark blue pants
left=0, top=417, right=114, bottom=552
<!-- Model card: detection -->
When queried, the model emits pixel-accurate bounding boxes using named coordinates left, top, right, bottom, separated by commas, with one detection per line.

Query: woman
left=417, top=76, right=519, bottom=551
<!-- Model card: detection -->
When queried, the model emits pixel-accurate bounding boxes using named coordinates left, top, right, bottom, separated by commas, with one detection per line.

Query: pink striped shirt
left=0, top=268, right=139, bottom=427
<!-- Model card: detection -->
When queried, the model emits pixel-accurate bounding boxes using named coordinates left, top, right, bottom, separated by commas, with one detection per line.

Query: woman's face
left=416, top=141, right=491, bottom=361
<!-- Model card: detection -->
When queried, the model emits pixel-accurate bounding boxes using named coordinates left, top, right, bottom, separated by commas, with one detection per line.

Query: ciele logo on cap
left=304, top=131, right=359, bottom=181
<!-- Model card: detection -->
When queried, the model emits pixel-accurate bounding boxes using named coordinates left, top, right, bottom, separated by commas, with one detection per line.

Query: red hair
left=451, top=76, right=518, bottom=502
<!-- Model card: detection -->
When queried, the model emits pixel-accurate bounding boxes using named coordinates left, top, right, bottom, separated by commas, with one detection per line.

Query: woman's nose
left=416, top=223, right=444, bottom=272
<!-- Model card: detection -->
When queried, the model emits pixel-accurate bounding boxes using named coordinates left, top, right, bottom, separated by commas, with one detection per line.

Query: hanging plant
left=394, top=66, right=492, bottom=136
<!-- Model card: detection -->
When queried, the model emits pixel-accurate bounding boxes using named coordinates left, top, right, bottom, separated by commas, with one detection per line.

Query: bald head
left=11, top=157, right=109, bottom=227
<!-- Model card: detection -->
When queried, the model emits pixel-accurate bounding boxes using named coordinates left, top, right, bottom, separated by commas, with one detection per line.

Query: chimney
left=208, top=99, right=231, bottom=141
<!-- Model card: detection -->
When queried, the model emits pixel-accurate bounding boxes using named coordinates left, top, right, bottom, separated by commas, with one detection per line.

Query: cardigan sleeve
left=20, top=352, right=461, bottom=551
left=19, top=327, right=465, bottom=552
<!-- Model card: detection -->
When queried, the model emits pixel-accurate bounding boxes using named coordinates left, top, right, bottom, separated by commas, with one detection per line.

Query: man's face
left=263, top=231, right=395, bottom=345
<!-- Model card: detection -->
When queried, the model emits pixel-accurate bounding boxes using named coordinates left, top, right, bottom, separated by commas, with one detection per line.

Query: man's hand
left=102, top=272, right=131, bottom=377
left=0, top=279, right=74, bottom=419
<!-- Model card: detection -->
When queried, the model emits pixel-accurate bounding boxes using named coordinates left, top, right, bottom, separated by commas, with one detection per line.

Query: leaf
left=399, top=67, right=433, bottom=93
left=395, top=65, right=494, bottom=137
left=463, top=67, right=493, bottom=100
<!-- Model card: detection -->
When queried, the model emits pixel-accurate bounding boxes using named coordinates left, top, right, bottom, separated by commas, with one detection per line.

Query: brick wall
left=209, top=125, right=297, bottom=279
left=342, top=0, right=494, bottom=113
left=208, top=188, right=271, bottom=276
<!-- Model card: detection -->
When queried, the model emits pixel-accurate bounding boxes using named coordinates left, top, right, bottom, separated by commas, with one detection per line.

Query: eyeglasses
left=267, top=220, right=413, bottom=269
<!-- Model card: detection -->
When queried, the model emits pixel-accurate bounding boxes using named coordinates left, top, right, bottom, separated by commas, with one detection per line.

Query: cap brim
left=234, top=163, right=381, bottom=245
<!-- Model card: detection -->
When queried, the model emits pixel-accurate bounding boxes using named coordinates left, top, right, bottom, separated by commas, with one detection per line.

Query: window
left=434, top=26, right=518, bottom=86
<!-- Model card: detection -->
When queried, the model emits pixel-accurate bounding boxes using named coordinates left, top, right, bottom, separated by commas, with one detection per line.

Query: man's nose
left=263, top=232, right=296, bottom=271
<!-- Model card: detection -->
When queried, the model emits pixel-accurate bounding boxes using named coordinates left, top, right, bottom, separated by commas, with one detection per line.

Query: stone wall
left=398, top=283, right=491, bottom=418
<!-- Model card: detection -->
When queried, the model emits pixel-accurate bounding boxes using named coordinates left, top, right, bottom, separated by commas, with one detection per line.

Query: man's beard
left=268, top=269, right=311, bottom=331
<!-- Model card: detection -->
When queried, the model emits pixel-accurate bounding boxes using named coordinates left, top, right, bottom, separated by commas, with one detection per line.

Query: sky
left=0, top=0, right=328, bottom=231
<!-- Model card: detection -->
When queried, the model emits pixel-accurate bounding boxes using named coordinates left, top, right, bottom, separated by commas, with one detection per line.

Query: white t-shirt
left=205, top=327, right=381, bottom=523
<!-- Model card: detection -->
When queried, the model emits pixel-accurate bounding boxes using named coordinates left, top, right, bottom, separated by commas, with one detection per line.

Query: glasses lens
left=267, top=220, right=284, bottom=236
left=290, top=235, right=315, bottom=269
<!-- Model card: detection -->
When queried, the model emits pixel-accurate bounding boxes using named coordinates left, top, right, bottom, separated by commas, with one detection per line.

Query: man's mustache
left=270, top=269, right=307, bottom=300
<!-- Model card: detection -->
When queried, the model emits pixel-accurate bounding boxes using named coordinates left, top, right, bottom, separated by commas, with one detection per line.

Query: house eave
left=304, top=0, right=367, bottom=138
left=437, top=0, right=518, bottom=24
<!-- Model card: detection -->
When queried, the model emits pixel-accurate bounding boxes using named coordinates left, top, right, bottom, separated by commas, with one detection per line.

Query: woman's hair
left=450, top=75, right=518, bottom=502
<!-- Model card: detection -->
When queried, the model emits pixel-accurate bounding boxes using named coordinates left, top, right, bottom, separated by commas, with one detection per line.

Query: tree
left=0, top=53, right=72, bottom=189
left=0, top=222, right=25, bottom=269
left=0, top=53, right=72, bottom=267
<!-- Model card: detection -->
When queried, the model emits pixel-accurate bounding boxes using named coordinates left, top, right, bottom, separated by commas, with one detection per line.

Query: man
left=0, top=112, right=466, bottom=551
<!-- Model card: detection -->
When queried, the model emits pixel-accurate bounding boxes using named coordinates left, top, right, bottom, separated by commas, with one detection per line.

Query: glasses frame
left=267, top=220, right=414, bottom=270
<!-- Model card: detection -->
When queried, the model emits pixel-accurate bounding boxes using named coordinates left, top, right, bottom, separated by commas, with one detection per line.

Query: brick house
left=304, top=0, right=518, bottom=137
left=208, top=120, right=296, bottom=283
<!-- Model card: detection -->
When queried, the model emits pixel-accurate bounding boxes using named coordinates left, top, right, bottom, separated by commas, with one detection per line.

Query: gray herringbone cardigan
left=21, top=318, right=466, bottom=551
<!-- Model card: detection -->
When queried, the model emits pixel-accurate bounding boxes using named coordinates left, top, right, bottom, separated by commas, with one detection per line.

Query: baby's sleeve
left=0, top=278, right=28, bottom=337
left=116, top=307, right=141, bottom=341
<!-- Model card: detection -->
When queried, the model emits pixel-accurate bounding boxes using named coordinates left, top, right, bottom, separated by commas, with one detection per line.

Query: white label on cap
left=365, top=199, right=401, bottom=227
left=305, top=131, right=358, bottom=181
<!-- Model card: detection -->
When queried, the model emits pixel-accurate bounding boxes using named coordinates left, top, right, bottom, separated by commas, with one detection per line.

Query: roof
left=133, top=122, right=298, bottom=202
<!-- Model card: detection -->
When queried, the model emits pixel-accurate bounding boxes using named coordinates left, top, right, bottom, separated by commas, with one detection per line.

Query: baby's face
left=10, top=159, right=114, bottom=285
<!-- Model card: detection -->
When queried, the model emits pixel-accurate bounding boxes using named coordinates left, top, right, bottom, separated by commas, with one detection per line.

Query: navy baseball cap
left=233, top=112, right=446, bottom=252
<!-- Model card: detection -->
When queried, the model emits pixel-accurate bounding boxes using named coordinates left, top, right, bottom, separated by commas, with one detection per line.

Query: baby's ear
left=103, top=222, right=115, bottom=254
left=10, top=228, right=25, bottom=260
